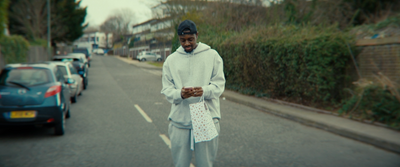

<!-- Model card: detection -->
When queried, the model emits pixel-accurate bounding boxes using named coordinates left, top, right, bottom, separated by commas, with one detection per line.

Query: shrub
left=218, top=25, right=354, bottom=104
left=340, top=74, right=400, bottom=129
left=0, top=35, right=30, bottom=64
left=340, top=85, right=400, bottom=129
left=29, top=38, right=48, bottom=47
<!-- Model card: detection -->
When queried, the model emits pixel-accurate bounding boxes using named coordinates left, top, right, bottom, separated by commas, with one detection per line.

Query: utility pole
left=47, top=0, right=51, bottom=57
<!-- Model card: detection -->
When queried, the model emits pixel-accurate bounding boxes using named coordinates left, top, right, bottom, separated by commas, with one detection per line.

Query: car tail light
left=45, top=85, right=61, bottom=98
left=47, top=118, right=55, bottom=123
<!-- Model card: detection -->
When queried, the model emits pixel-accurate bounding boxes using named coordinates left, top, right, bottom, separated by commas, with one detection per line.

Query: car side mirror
left=65, top=78, right=75, bottom=84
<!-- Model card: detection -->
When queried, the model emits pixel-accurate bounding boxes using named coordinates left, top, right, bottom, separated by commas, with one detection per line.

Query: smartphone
left=183, top=86, right=193, bottom=91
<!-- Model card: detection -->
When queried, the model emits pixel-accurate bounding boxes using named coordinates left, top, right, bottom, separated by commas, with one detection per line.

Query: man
left=161, top=20, right=225, bottom=167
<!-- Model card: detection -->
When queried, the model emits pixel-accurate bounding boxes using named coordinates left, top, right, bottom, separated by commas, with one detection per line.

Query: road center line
left=134, top=104, right=153, bottom=123
left=159, top=134, right=195, bottom=167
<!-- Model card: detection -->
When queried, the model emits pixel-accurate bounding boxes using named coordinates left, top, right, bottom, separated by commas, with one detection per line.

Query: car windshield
left=0, top=68, right=52, bottom=86
left=73, top=49, right=88, bottom=55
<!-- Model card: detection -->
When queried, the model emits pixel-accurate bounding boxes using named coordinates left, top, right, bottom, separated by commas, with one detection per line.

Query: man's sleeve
left=161, top=60, right=183, bottom=104
left=202, top=51, right=226, bottom=100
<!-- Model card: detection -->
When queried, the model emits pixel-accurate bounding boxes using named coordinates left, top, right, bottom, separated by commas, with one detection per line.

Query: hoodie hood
left=176, top=42, right=211, bottom=55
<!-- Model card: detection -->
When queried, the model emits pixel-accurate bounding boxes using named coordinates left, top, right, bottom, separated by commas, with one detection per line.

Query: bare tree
left=99, top=8, right=137, bottom=36
left=84, top=26, right=99, bottom=33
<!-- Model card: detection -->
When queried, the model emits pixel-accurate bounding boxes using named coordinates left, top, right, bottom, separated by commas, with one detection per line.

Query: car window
left=57, top=65, right=68, bottom=76
left=69, top=64, right=78, bottom=74
left=55, top=69, right=64, bottom=82
left=0, top=68, right=52, bottom=86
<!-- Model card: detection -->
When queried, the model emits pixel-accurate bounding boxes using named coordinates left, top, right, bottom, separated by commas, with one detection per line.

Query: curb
left=222, top=90, right=400, bottom=154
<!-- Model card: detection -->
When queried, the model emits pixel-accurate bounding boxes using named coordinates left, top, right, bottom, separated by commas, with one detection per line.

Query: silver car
left=137, top=51, right=162, bottom=62
left=47, top=61, right=83, bottom=103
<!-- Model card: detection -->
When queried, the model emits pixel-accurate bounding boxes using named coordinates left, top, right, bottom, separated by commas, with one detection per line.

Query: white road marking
left=159, top=134, right=196, bottom=167
left=134, top=104, right=153, bottom=123
left=159, top=134, right=171, bottom=149
left=142, top=69, right=162, bottom=76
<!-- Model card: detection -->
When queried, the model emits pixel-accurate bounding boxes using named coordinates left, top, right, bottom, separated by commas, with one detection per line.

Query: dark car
left=52, top=54, right=89, bottom=90
left=0, top=63, right=71, bottom=135
left=72, top=48, right=91, bottom=67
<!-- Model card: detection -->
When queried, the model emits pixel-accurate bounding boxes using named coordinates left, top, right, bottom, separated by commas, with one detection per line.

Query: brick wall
left=356, top=36, right=400, bottom=84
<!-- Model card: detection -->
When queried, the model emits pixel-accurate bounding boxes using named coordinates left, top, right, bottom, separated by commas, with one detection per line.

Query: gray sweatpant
left=168, top=120, right=220, bottom=167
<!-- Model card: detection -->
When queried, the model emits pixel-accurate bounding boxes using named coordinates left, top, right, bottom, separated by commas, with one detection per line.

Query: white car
left=47, top=61, right=83, bottom=103
left=93, top=49, right=105, bottom=55
left=136, top=51, right=162, bottom=62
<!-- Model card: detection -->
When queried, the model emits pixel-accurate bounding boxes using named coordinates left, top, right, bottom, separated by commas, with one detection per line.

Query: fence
left=0, top=46, right=51, bottom=69
left=27, top=46, right=51, bottom=63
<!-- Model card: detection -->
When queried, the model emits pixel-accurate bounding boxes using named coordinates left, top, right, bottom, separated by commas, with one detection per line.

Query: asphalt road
left=1, top=55, right=399, bottom=167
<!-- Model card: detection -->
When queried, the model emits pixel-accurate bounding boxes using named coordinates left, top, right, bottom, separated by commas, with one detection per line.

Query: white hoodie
left=161, top=42, right=225, bottom=128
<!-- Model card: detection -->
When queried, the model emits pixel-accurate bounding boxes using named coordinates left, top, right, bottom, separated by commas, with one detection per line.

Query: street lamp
left=47, top=0, right=51, bottom=57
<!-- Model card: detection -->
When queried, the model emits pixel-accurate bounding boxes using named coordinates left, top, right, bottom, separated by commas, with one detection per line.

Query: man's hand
left=181, top=87, right=193, bottom=99
left=181, top=87, right=203, bottom=99
left=193, top=87, right=203, bottom=97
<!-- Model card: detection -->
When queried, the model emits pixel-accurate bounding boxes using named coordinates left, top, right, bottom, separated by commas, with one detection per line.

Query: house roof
left=150, top=17, right=174, bottom=25
left=132, top=19, right=158, bottom=28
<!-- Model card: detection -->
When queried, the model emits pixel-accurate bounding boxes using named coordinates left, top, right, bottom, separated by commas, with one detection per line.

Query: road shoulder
left=222, top=90, right=400, bottom=154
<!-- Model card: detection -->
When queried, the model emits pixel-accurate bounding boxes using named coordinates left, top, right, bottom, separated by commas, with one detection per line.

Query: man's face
left=179, top=33, right=198, bottom=53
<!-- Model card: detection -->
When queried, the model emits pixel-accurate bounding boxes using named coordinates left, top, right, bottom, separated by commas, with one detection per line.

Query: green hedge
left=0, top=35, right=30, bottom=64
left=208, top=25, right=354, bottom=104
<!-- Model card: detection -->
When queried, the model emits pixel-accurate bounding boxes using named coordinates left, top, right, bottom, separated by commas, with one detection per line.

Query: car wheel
left=71, top=93, right=77, bottom=103
left=141, top=58, right=146, bottom=62
left=83, top=80, right=87, bottom=90
left=54, top=112, right=65, bottom=135
left=78, top=85, right=83, bottom=96
left=66, top=107, right=71, bottom=119
left=157, top=58, right=162, bottom=62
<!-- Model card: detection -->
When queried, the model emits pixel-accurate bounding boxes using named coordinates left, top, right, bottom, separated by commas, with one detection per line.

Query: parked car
left=72, top=48, right=92, bottom=67
left=136, top=51, right=162, bottom=62
left=93, top=49, right=105, bottom=55
left=0, top=63, right=71, bottom=135
left=52, top=54, right=89, bottom=90
left=46, top=61, right=83, bottom=103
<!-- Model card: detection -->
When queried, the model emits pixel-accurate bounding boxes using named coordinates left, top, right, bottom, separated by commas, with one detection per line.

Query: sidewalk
left=114, top=55, right=400, bottom=154
left=115, top=56, right=162, bottom=71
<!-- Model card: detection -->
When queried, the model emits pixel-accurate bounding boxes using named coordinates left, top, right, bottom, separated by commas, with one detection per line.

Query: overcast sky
left=80, top=0, right=161, bottom=27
